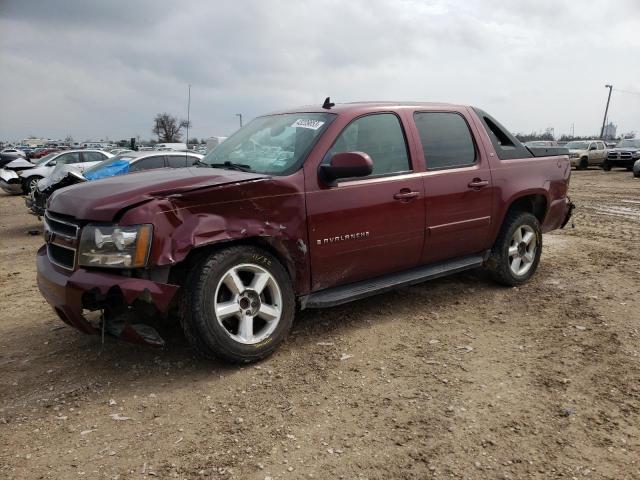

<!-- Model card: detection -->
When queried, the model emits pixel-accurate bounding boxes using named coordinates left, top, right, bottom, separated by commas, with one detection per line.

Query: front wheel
left=180, top=246, right=295, bottom=363
left=486, top=211, right=542, bottom=286
left=602, top=161, right=612, bottom=171
left=23, top=176, right=42, bottom=194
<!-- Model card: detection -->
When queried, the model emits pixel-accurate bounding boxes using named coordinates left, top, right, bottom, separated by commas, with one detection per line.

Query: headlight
left=571, top=153, right=580, bottom=158
left=78, top=224, right=153, bottom=268
left=633, top=153, right=640, bottom=159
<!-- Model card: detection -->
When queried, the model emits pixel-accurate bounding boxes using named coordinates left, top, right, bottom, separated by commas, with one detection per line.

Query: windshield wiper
left=209, top=161, right=253, bottom=172
left=194, top=159, right=211, bottom=168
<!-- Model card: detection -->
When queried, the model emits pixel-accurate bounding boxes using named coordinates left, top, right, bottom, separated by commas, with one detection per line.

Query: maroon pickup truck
left=37, top=101, right=573, bottom=363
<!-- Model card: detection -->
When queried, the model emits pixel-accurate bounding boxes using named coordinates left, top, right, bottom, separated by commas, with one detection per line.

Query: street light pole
left=600, top=84, right=613, bottom=139
left=236, top=113, right=243, bottom=128
left=185, top=84, right=191, bottom=149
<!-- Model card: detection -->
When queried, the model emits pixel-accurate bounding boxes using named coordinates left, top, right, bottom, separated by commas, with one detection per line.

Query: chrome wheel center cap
left=238, top=290, right=261, bottom=316
left=517, top=242, right=527, bottom=257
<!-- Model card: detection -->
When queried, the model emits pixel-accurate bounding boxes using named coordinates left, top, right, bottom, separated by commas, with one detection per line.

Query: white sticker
left=291, top=119, right=325, bottom=130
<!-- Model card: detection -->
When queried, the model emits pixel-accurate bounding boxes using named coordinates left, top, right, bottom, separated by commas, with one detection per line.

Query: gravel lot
left=1, top=169, right=639, bottom=480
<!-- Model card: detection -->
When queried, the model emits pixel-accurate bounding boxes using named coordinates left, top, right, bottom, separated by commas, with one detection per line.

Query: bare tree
left=152, top=113, right=190, bottom=142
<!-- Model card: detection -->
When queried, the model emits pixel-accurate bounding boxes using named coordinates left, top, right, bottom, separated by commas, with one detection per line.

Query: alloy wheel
left=213, top=263, right=282, bottom=344
left=508, top=225, right=537, bottom=276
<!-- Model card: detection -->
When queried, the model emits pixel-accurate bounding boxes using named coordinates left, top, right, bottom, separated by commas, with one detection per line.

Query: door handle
left=468, top=179, right=489, bottom=189
left=393, top=190, right=420, bottom=201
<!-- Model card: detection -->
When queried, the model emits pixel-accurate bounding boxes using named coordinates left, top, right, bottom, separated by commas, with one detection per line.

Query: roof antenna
left=322, top=97, right=335, bottom=109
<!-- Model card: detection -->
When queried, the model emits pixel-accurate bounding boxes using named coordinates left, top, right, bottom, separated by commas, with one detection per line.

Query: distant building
left=22, top=138, right=48, bottom=147
left=603, top=122, right=617, bottom=140
left=205, top=136, right=227, bottom=152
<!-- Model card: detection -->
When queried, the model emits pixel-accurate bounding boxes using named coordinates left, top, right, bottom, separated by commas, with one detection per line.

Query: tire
left=486, top=211, right=542, bottom=287
left=23, top=176, right=42, bottom=194
left=577, top=157, right=588, bottom=170
left=602, top=161, right=612, bottom=171
left=180, top=245, right=295, bottom=363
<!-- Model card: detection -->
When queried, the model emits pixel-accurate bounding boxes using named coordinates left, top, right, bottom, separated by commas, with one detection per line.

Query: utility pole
left=236, top=113, right=243, bottom=128
left=185, top=84, right=191, bottom=149
left=571, top=123, right=575, bottom=138
left=600, top=84, right=613, bottom=139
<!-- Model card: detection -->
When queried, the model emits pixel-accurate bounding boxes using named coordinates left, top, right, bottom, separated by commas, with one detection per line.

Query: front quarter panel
left=118, top=172, right=311, bottom=294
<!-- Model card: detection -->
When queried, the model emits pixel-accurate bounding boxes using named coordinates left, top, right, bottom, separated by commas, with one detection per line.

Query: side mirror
left=319, top=151, right=373, bottom=185
left=589, top=145, right=597, bottom=150
left=49, top=160, right=57, bottom=166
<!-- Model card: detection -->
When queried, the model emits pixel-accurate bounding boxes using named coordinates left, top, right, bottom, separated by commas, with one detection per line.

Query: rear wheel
left=602, top=160, right=612, bottom=171
left=180, top=246, right=295, bottom=363
left=486, top=211, right=542, bottom=286
left=578, top=157, right=588, bottom=170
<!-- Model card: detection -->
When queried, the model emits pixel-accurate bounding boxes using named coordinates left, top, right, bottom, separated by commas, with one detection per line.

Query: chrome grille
left=608, top=151, right=633, bottom=160
left=44, top=212, right=80, bottom=270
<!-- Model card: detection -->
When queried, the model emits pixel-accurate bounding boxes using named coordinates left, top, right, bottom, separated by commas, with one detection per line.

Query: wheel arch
left=500, top=193, right=548, bottom=227
left=170, top=236, right=304, bottom=295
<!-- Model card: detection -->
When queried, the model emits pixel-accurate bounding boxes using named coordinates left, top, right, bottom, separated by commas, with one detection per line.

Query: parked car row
left=524, top=138, right=640, bottom=175
left=26, top=151, right=203, bottom=216
left=0, top=149, right=113, bottom=194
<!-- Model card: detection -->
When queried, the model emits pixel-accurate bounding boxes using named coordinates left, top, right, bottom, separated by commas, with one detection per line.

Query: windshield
left=617, top=139, right=640, bottom=148
left=565, top=141, right=589, bottom=149
left=202, top=113, right=335, bottom=174
left=36, top=153, right=57, bottom=165
left=84, top=155, right=134, bottom=174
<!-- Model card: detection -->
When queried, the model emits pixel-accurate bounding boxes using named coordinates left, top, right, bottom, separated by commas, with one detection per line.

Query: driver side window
left=327, top=113, right=410, bottom=176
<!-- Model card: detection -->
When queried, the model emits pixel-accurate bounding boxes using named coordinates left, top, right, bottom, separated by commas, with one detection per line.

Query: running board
left=301, top=253, right=486, bottom=309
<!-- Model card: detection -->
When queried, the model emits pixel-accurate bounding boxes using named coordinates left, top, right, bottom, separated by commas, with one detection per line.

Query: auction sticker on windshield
left=291, top=119, right=325, bottom=130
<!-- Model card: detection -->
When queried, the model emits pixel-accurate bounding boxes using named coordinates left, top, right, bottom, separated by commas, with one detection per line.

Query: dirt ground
left=1, top=169, right=639, bottom=480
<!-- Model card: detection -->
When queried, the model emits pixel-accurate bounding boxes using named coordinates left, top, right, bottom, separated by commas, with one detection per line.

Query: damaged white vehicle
left=0, top=149, right=112, bottom=195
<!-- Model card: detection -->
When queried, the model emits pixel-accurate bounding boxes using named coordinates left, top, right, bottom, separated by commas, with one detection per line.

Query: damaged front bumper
left=36, top=245, right=179, bottom=346
left=0, top=169, right=23, bottom=194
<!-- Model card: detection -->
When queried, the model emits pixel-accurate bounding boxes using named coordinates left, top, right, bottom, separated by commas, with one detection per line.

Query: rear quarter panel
left=467, top=108, right=571, bottom=237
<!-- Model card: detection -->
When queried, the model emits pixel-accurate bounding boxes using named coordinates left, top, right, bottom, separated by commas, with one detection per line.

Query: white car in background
left=1, top=148, right=26, bottom=158
left=0, top=149, right=112, bottom=194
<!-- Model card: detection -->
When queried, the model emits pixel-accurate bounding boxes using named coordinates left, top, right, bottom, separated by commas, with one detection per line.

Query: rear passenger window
left=167, top=155, right=187, bottom=168
left=414, top=112, right=476, bottom=169
left=129, top=156, right=165, bottom=172
left=328, top=113, right=410, bottom=176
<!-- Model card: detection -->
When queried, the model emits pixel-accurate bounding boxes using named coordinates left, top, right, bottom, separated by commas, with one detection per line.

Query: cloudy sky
left=1, top=0, right=639, bottom=142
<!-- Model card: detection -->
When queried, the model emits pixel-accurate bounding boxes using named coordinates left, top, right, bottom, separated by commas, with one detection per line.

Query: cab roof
left=267, top=101, right=468, bottom=116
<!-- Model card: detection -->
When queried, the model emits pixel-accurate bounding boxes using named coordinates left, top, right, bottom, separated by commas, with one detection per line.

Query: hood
left=0, top=154, right=24, bottom=169
left=37, top=164, right=84, bottom=192
left=2, top=158, right=35, bottom=171
left=47, top=167, right=269, bottom=221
